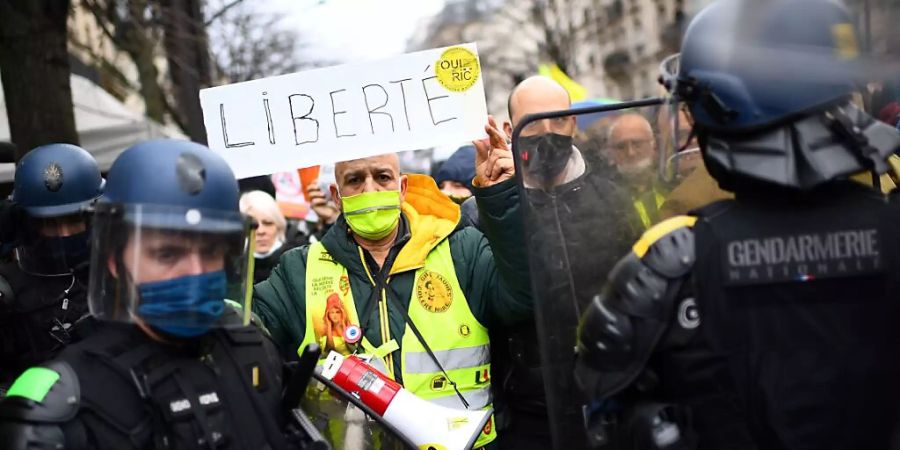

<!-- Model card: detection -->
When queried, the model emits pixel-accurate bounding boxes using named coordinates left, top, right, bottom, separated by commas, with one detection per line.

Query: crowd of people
left=0, top=0, right=899, bottom=449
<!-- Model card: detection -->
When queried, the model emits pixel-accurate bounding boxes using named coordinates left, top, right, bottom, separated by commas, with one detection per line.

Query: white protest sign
left=200, top=43, right=487, bottom=179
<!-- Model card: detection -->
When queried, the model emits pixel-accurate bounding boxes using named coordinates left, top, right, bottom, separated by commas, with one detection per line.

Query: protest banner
left=200, top=43, right=487, bottom=179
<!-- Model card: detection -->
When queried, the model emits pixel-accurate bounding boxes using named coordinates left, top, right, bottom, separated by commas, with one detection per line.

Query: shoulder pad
left=606, top=216, right=696, bottom=317
left=632, top=216, right=696, bottom=279
left=222, top=299, right=268, bottom=331
left=0, top=360, right=80, bottom=424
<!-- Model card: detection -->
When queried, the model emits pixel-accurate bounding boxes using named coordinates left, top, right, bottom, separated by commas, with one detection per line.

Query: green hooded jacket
left=252, top=175, right=530, bottom=379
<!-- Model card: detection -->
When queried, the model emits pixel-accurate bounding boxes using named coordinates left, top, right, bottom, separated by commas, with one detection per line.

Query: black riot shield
left=510, top=97, right=727, bottom=449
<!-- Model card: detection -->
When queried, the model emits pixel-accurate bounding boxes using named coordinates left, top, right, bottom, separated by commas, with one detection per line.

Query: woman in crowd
left=239, top=190, right=295, bottom=283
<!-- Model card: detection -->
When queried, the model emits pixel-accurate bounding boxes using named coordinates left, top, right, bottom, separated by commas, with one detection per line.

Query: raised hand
left=473, top=115, right=515, bottom=187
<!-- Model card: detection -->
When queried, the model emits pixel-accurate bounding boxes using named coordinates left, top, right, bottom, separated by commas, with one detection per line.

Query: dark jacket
left=252, top=241, right=297, bottom=285
left=252, top=175, right=531, bottom=377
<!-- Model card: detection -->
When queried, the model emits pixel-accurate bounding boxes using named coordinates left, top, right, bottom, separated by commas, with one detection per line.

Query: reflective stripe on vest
left=300, top=240, right=496, bottom=447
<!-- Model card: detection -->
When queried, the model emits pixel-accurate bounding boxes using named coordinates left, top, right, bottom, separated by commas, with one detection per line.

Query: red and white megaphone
left=319, top=351, right=492, bottom=450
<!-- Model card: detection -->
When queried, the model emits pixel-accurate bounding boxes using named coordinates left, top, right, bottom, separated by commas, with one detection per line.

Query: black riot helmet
left=660, top=0, right=900, bottom=191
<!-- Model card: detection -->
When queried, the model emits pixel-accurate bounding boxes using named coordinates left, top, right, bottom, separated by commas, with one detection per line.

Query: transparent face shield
left=87, top=203, right=255, bottom=337
left=657, top=53, right=703, bottom=184
left=15, top=213, right=91, bottom=276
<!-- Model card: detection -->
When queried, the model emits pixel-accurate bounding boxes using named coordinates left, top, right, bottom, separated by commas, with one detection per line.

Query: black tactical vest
left=0, top=263, right=89, bottom=389
left=690, top=182, right=900, bottom=449
left=57, top=320, right=288, bottom=449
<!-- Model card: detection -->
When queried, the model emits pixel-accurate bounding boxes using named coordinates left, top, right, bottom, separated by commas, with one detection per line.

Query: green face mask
left=340, top=190, right=401, bottom=240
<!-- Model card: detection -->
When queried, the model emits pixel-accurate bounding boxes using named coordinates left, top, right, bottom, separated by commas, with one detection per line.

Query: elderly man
left=606, top=113, right=667, bottom=230
left=473, top=76, right=634, bottom=450
left=252, top=150, right=529, bottom=448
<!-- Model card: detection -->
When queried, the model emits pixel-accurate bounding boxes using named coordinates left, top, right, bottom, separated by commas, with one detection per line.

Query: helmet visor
left=657, top=99, right=702, bottom=184
left=87, top=203, right=254, bottom=336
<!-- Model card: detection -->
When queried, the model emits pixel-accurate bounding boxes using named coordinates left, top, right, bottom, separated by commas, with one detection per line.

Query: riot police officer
left=0, top=140, right=291, bottom=449
left=574, top=0, right=900, bottom=448
left=0, top=144, right=103, bottom=391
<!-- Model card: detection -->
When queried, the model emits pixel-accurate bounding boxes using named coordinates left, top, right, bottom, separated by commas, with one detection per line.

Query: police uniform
left=0, top=140, right=301, bottom=449
left=0, top=144, right=103, bottom=390
left=0, top=264, right=88, bottom=391
left=0, top=309, right=289, bottom=449
left=574, top=0, right=900, bottom=448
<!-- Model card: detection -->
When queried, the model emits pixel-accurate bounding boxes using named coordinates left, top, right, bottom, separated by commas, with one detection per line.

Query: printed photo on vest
left=314, top=293, right=358, bottom=356
left=416, top=271, right=453, bottom=313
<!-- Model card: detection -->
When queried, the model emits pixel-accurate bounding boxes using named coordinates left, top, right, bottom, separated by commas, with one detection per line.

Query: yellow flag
left=538, top=64, right=588, bottom=101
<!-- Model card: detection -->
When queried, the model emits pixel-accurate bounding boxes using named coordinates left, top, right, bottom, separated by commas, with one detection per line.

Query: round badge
left=43, top=162, right=64, bottom=192
left=343, top=325, right=362, bottom=344
left=677, top=298, right=700, bottom=330
left=435, top=46, right=480, bottom=93
left=416, top=271, right=453, bottom=313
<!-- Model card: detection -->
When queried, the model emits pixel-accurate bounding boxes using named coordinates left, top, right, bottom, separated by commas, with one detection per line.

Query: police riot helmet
left=11, top=143, right=104, bottom=275
left=88, top=139, right=255, bottom=338
left=660, top=0, right=900, bottom=191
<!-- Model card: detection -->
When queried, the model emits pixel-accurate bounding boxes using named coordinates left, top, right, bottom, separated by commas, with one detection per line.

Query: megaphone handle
left=291, top=408, right=332, bottom=450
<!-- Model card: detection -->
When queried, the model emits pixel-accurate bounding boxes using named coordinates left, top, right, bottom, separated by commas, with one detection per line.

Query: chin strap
left=825, top=105, right=890, bottom=174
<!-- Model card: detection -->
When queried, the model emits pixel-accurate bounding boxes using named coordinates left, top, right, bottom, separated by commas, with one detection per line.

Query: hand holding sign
left=307, top=182, right=339, bottom=225
left=473, top=115, right=515, bottom=187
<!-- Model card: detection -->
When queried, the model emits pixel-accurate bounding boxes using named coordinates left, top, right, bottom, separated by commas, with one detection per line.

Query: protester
left=240, top=190, right=295, bottom=283
left=475, top=75, right=634, bottom=450
left=606, top=113, right=667, bottom=230
left=434, top=144, right=476, bottom=203
left=0, top=139, right=293, bottom=449
left=0, top=144, right=102, bottom=392
left=252, top=150, right=530, bottom=448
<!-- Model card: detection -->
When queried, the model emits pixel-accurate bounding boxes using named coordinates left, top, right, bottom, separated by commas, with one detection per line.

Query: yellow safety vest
left=633, top=189, right=667, bottom=230
left=299, top=240, right=497, bottom=447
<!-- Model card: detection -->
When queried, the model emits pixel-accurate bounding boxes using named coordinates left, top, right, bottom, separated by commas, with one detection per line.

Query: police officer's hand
left=307, top=183, right=338, bottom=225
left=473, top=115, right=515, bottom=187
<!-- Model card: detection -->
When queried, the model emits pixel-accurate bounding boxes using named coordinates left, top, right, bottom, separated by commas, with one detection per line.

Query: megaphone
left=319, top=351, right=492, bottom=450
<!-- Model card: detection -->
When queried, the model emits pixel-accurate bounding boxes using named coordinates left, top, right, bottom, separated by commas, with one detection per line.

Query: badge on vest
left=723, top=228, right=883, bottom=286
left=431, top=374, right=448, bottom=391
left=474, top=368, right=490, bottom=384
left=416, top=271, right=453, bottom=313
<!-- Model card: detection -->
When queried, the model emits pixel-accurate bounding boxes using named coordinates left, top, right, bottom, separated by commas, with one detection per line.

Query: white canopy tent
left=0, top=74, right=186, bottom=183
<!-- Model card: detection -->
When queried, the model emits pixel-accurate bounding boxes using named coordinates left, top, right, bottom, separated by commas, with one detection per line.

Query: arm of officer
left=252, top=247, right=309, bottom=356
left=574, top=216, right=697, bottom=401
left=0, top=361, right=89, bottom=450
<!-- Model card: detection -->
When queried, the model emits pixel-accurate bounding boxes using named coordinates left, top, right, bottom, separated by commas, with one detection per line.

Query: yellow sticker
left=435, top=46, right=480, bottom=93
left=831, top=23, right=859, bottom=60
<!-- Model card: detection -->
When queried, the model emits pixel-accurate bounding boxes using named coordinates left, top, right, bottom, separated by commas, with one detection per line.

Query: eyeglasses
left=611, top=138, right=655, bottom=152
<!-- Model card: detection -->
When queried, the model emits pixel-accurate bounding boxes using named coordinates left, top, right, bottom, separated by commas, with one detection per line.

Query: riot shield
left=510, top=98, right=728, bottom=449
left=300, top=375, right=414, bottom=450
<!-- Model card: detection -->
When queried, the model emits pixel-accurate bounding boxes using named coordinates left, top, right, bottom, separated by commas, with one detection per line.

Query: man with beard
left=606, top=113, right=666, bottom=231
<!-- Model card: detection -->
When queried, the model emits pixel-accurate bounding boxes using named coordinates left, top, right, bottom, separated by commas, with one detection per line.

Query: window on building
left=589, top=54, right=596, bottom=68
